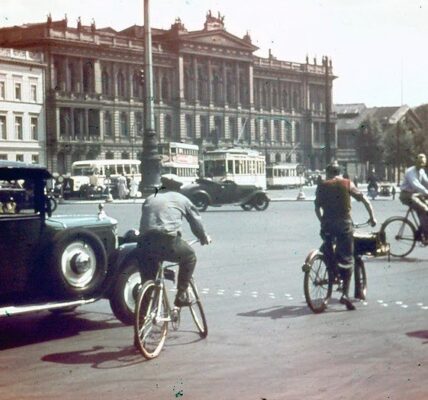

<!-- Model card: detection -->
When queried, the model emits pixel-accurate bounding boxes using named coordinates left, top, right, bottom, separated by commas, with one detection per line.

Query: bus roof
left=163, top=142, right=199, bottom=150
left=204, top=147, right=262, bottom=156
left=267, top=163, right=299, bottom=169
left=72, top=159, right=141, bottom=166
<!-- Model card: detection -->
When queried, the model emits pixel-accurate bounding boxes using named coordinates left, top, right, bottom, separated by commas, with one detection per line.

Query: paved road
left=0, top=199, right=427, bottom=400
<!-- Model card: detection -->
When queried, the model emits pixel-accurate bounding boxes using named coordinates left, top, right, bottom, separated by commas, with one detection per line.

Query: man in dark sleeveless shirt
left=315, top=162, right=376, bottom=310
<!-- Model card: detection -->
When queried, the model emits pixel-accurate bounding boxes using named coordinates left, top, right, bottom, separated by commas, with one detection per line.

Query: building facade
left=0, top=13, right=336, bottom=174
left=0, top=48, right=46, bottom=165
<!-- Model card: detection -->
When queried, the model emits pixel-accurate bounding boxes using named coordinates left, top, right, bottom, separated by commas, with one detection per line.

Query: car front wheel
left=253, top=195, right=269, bottom=211
left=109, top=258, right=142, bottom=325
left=192, top=193, right=209, bottom=212
left=48, top=229, right=108, bottom=298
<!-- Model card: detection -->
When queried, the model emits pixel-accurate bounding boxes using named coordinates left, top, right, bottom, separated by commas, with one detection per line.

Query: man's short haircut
left=326, top=161, right=341, bottom=178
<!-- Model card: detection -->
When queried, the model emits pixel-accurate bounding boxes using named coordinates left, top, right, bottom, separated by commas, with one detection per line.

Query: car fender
left=189, top=189, right=212, bottom=204
left=239, top=190, right=270, bottom=205
left=104, top=242, right=138, bottom=297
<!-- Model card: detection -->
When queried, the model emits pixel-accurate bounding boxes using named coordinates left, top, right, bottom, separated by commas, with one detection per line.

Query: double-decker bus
left=266, top=163, right=301, bottom=188
left=159, top=142, right=199, bottom=185
left=203, top=148, right=266, bottom=189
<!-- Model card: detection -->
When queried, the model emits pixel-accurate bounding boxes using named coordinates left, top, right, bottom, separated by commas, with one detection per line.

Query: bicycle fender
left=302, top=249, right=322, bottom=273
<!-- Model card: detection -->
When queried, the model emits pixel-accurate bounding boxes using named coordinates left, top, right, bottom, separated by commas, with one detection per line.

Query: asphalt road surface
left=0, top=196, right=427, bottom=400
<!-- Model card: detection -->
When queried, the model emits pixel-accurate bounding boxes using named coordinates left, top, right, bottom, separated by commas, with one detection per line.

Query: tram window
left=227, top=160, right=233, bottom=173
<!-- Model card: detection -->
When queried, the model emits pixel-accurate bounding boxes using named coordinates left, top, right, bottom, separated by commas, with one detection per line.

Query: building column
left=222, top=60, right=228, bottom=107
left=249, top=65, right=254, bottom=107
left=250, top=117, right=256, bottom=142
left=235, top=63, right=241, bottom=106
left=77, top=58, right=84, bottom=93
left=178, top=56, right=184, bottom=103
left=193, top=57, right=198, bottom=104
left=224, top=116, right=230, bottom=140
left=208, top=58, right=212, bottom=106
left=84, top=109, right=89, bottom=139
left=194, top=113, right=201, bottom=140
left=280, top=119, right=285, bottom=144
left=158, top=111, right=164, bottom=141
left=99, top=110, right=104, bottom=140
left=70, top=108, right=75, bottom=138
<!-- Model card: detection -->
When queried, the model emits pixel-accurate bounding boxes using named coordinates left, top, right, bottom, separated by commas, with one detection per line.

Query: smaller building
left=335, top=103, right=422, bottom=182
left=0, top=48, right=46, bottom=165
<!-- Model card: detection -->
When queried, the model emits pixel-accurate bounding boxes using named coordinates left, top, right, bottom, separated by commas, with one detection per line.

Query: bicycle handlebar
left=353, top=219, right=376, bottom=229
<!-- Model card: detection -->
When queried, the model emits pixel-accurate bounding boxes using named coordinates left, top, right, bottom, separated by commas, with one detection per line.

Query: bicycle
left=380, top=207, right=427, bottom=257
left=134, top=239, right=208, bottom=359
left=302, top=222, right=389, bottom=313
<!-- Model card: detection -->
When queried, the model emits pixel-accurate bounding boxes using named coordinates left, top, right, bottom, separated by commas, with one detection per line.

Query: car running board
left=0, top=298, right=97, bottom=317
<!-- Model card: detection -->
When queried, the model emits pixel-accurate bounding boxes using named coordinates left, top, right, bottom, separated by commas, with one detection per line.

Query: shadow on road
left=42, top=345, right=144, bottom=369
left=406, top=330, right=428, bottom=344
left=0, top=311, right=122, bottom=350
left=237, top=304, right=313, bottom=319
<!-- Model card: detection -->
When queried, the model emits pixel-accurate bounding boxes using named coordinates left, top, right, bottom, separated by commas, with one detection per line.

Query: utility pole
left=323, top=56, right=331, bottom=166
left=141, top=0, right=161, bottom=195
left=396, top=121, right=401, bottom=185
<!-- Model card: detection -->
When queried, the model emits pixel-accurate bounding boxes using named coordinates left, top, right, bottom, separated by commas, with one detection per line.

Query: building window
left=104, top=111, right=112, bottom=136
left=164, top=114, right=172, bottom=139
left=135, top=112, right=143, bottom=137
left=15, top=83, right=22, bottom=100
left=31, top=117, right=38, bottom=140
left=15, top=116, right=23, bottom=140
left=0, top=154, right=7, bottom=160
left=117, top=71, right=126, bottom=97
left=0, top=81, right=5, bottom=100
left=200, top=115, right=209, bottom=139
left=30, top=84, right=37, bottom=102
left=0, top=116, right=6, bottom=140
left=229, top=117, right=237, bottom=141
left=120, top=112, right=128, bottom=136
left=185, top=115, right=193, bottom=138
left=106, top=151, right=114, bottom=160
left=16, top=154, right=24, bottom=162
left=274, top=120, right=281, bottom=142
left=102, top=70, right=110, bottom=95
left=32, top=154, right=39, bottom=164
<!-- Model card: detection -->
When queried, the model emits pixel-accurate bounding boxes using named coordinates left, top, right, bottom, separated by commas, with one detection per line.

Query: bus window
left=117, top=165, right=124, bottom=175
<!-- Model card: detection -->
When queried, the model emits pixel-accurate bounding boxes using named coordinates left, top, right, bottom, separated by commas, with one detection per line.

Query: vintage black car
left=0, top=161, right=141, bottom=325
left=179, top=178, right=270, bottom=211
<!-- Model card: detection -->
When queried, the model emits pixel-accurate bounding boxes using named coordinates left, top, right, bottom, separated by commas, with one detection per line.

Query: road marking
left=417, top=302, right=424, bottom=306
left=395, top=301, right=403, bottom=305
left=422, top=306, right=428, bottom=310
left=377, top=300, right=384, bottom=304
left=382, top=303, right=388, bottom=307
left=217, top=289, right=225, bottom=295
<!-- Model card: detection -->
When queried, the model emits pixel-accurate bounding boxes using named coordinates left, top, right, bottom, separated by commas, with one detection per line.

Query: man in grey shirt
left=400, top=153, right=428, bottom=239
left=138, top=176, right=211, bottom=307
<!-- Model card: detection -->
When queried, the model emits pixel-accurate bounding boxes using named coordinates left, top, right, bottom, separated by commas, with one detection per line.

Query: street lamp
left=141, top=0, right=161, bottom=196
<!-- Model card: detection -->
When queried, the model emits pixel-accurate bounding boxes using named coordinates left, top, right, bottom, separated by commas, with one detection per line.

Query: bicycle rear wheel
left=354, top=258, right=367, bottom=300
left=381, top=217, right=416, bottom=257
left=187, top=280, right=208, bottom=338
left=303, top=253, right=333, bottom=313
left=134, top=281, right=168, bottom=359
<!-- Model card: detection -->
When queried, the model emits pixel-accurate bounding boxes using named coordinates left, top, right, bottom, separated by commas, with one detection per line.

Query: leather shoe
left=354, top=291, right=366, bottom=301
left=174, top=290, right=191, bottom=308
left=340, top=295, right=356, bottom=311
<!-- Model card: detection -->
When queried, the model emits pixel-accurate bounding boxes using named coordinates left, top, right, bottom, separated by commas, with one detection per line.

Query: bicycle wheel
left=303, top=253, right=333, bottom=313
left=187, top=280, right=208, bottom=338
left=134, top=281, right=168, bottom=359
left=381, top=217, right=416, bottom=257
left=354, top=258, right=367, bottom=300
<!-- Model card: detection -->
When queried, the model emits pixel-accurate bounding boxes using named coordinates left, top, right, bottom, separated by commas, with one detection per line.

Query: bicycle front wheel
left=188, top=280, right=208, bottom=338
left=354, top=258, right=367, bottom=300
left=134, top=281, right=168, bottom=359
left=303, top=253, right=333, bottom=313
left=381, top=217, right=416, bottom=257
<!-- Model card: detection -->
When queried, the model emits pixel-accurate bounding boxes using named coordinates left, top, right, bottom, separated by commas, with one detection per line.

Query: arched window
left=120, top=112, right=128, bottom=136
left=282, top=90, right=288, bottom=110
left=83, top=60, right=94, bottom=93
left=185, top=115, right=193, bottom=138
left=161, top=76, right=170, bottom=103
left=272, top=88, right=278, bottom=109
left=263, top=120, right=270, bottom=142
left=164, top=114, right=172, bottom=139
left=117, top=71, right=126, bottom=97
left=104, top=111, right=112, bottom=137
left=102, top=69, right=110, bottom=95
left=133, top=71, right=142, bottom=98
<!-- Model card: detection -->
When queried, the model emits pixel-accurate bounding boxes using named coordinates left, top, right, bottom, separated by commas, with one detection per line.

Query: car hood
left=46, top=214, right=117, bottom=229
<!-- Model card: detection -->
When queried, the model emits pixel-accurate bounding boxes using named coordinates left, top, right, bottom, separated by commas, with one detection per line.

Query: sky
left=3, top=0, right=428, bottom=108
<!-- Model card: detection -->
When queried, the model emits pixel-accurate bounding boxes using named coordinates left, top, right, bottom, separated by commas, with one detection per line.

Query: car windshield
left=0, top=178, right=38, bottom=215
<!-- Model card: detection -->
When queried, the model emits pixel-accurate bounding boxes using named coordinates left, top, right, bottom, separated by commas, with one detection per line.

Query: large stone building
left=0, top=48, right=46, bottom=165
left=0, top=12, right=336, bottom=174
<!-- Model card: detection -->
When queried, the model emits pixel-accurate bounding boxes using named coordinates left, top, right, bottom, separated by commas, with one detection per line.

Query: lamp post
left=141, top=0, right=161, bottom=196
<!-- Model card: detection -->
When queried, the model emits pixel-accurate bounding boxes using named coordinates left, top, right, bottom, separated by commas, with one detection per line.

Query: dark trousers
left=137, top=231, right=196, bottom=291
left=321, top=219, right=354, bottom=297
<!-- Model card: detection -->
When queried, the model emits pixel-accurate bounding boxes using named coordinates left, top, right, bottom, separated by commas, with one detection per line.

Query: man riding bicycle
left=137, top=176, right=211, bottom=307
left=315, top=161, right=377, bottom=310
left=399, top=153, right=428, bottom=242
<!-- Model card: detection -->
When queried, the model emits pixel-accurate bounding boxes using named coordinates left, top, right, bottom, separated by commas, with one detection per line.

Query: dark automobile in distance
left=0, top=161, right=143, bottom=325
left=179, top=178, right=270, bottom=211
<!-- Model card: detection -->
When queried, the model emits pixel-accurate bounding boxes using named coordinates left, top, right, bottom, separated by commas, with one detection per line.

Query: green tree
left=356, top=117, right=384, bottom=170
